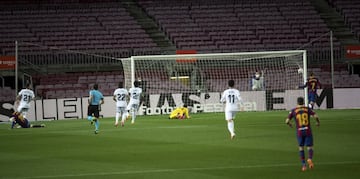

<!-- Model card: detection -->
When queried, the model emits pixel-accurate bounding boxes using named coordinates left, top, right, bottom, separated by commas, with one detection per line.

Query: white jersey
left=113, top=88, right=128, bottom=107
left=18, top=88, right=35, bottom=106
left=128, top=87, right=142, bottom=105
left=220, top=88, right=242, bottom=112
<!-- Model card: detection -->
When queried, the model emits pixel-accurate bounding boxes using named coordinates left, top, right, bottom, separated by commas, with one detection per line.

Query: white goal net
left=121, top=50, right=307, bottom=113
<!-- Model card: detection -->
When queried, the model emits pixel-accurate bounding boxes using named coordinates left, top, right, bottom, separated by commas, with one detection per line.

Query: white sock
left=227, top=120, right=235, bottom=135
left=121, top=113, right=127, bottom=123
left=115, top=113, right=120, bottom=124
left=131, top=111, right=136, bottom=123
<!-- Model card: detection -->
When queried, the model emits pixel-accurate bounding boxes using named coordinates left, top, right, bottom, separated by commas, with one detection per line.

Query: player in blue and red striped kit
left=9, top=112, right=45, bottom=129
left=299, top=72, right=321, bottom=109
left=286, top=97, right=320, bottom=171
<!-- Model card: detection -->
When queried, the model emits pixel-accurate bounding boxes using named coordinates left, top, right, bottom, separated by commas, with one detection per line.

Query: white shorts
left=116, top=106, right=127, bottom=114
left=126, top=103, right=139, bottom=112
left=17, top=104, right=30, bottom=113
left=225, top=111, right=237, bottom=121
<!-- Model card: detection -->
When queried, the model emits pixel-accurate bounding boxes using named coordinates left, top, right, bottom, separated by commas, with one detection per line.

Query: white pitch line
left=5, top=161, right=360, bottom=179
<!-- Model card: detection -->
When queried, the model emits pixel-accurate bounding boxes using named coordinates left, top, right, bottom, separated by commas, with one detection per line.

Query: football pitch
left=1, top=109, right=360, bottom=179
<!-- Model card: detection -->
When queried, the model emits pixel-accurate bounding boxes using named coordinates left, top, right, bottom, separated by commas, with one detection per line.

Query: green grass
left=1, top=109, right=360, bottom=179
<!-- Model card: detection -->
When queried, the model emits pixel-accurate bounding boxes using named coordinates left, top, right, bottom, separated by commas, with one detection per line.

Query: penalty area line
left=8, top=161, right=360, bottom=179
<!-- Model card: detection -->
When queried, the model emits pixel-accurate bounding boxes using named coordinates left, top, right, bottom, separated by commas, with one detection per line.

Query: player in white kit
left=113, top=82, right=128, bottom=127
left=220, top=80, right=243, bottom=140
left=16, top=83, right=35, bottom=119
left=126, top=81, right=142, bottom=124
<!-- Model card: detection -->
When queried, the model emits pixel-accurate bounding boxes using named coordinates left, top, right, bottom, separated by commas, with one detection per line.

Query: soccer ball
left=297, top=68, right=303, bottom=74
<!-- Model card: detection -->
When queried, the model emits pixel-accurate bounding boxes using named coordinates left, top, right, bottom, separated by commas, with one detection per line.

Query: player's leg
left=93, top=108, right=100, bottom=134
left=308, top=94, right=316, bottom=109
left=22, top=108, right=29, bottom=119
left=306, top=146, right=314, bottom=169
left=23, top=118, right=31, bottom=128
left=297, top=136, right=307, bottom=171
left=30, top=124, right=46, bottom=128
left=130, top=104, right=138, bottom=124
left=305, top=136, right=314, bottom=169
left=87, top=105, right=94, bottom=124
left=115, top=112, right=120, bottom=127
left=299, top=146, right=307, bottom=171
left=120, top=107, right=127, bottom=127
left=9, top=112, right=16, bottom=128
left=131, top=109, right=136, bottom=124
left=309, top=101, right=314, bottom=110
left=17, top=105, right=23, bottom=113
left=225, top=111, right=235, bottom=139
left=9, top=117, right=16, bottom=129
left=125, top=104, right=131, bottom=120
left=115, top=107, right=120, bottom=127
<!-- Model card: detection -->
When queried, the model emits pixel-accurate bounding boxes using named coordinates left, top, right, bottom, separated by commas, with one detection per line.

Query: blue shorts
left=308, top=93, right=316, bottom=103
left=297, top=134, right=313, bottom=147
left=17, top=118, right=30, bottom=128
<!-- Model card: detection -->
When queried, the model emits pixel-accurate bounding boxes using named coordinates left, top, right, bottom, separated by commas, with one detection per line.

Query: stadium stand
left=138, top=0, right=341, bottom=54
left=329, top=0, right=360, bottom=41
left=0, top=0, right=359, bottom=101
left=32, top=71, right=124, bottom=99
left=0, top=0, right=161, bottom=57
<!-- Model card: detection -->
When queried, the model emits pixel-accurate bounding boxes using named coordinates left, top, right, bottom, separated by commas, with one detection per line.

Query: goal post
left=121, top=50, right=308, bottom=114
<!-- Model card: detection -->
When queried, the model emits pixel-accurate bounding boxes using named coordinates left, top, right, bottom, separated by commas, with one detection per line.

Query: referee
left=87, top=84, right=104, bottom=134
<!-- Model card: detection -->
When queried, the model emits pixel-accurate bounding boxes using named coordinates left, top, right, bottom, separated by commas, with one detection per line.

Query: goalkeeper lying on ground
left=169, top=105, right=190, bottom=119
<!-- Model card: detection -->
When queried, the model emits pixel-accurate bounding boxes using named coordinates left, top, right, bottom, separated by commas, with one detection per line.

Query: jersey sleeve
left=220, top=91, right=226, bottom=103
left=316, top=78, right=321, bottom=89
left=236, top=91, right=243, bottom=104
left=299, top=81, right=308, bottom=89
left=287, top=110, right=294, bottom=120
left=31, top=90, right=35, bottom=98
left=170, top=108, right=180, bottom=116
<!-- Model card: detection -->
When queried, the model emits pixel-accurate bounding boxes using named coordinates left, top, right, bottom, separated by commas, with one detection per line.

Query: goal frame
left=125, top=50, right=309, bottom=107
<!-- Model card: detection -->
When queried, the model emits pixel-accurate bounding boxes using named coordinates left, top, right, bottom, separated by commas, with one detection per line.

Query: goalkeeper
left=169, top=105, right=190, bottom=119
left=250, top=70, right=265, bottom=91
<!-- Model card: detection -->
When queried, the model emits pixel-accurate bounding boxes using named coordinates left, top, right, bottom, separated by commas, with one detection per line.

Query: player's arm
left=113, top=94, right=116, bottom=102
left=298, top=82, right=308, bottom=89
left=140, top=92, right=145, bottom=105
left=169, top=108, right=179, bottom=119
left=220, top=92, right=226, bottom=103
left=88, top=91, right=93, bottom=105
left=15, top=94, right=21, bottom=105
left=100, top=94, right=104, bottom=105
left=184, top=108, right=190, bottom=118
left=285, top=118, right=293, bottom=128
left=250, top=78, right=256, bottom=91
left=31, top=93, right=35, bottom=101
left=285, top=112, right=293, bottom=128
left=237, top=93, right=244, bottom=105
